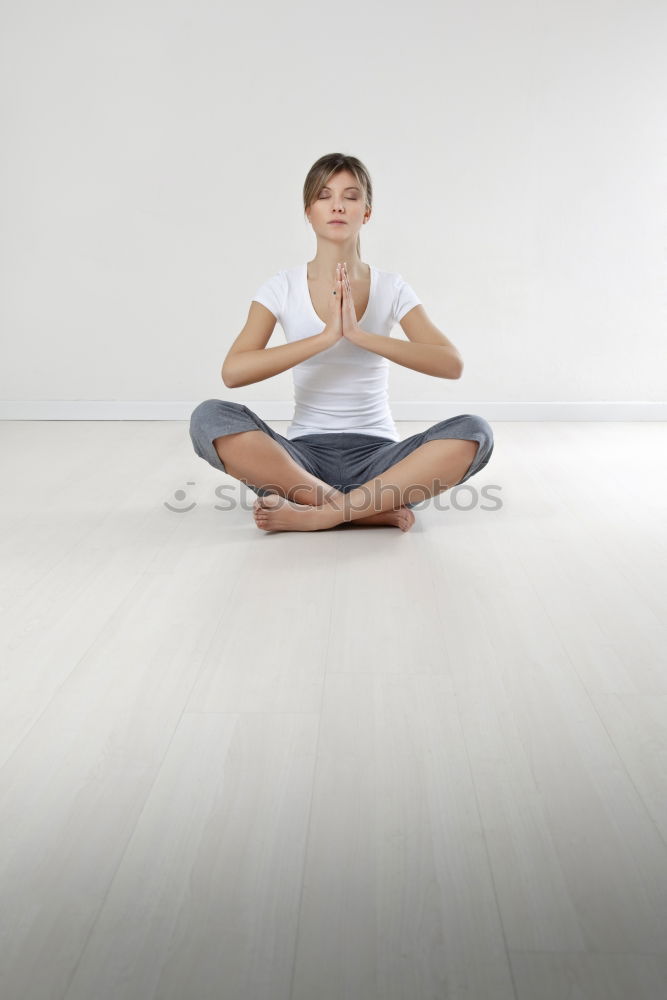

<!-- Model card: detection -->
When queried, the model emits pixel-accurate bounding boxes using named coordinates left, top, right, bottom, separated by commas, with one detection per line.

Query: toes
left=254, top=493, right=282, bottom=510
left=261, top=493, right=282, bottom=508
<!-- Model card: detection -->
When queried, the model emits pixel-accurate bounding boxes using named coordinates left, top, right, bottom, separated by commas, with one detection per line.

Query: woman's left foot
left=253, top=494, right=417, bottom=533
left=353, top=507, right=416, bottom=531
left=253, top=493, right=341, bottom=532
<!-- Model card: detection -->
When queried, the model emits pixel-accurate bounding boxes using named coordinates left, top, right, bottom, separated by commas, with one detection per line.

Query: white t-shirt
left=251, top=263, right=422, bottom=441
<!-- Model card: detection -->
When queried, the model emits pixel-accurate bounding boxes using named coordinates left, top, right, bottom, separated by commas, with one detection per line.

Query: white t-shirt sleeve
left=251, top=270, right=287, bottom=322
left=392, top=273, right=422, bottom=323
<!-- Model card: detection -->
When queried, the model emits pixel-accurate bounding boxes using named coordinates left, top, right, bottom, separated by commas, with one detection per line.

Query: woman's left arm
left=352, top=304, right=464, bottom=379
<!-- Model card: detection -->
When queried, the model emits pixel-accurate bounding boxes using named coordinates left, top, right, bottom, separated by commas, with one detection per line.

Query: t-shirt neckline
left=303, top=262, right=374, bottom=328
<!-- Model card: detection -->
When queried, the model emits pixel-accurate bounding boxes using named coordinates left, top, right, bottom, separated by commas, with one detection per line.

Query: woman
left=189, top=152, right=494, bottom=532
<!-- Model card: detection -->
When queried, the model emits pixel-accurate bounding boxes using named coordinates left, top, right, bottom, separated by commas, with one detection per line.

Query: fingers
left=341, top=261, right=351, bottom=297
left=335, top=262, right=352, bottom=311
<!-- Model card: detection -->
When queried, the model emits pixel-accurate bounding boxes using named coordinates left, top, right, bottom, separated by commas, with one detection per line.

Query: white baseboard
left=0, top=401, right=665, bottom=420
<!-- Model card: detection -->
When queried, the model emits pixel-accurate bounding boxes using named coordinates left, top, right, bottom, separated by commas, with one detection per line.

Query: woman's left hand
left=341, top=262, right=362, bottom=342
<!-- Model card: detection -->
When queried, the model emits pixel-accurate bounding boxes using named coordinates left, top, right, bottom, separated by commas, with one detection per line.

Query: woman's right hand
left=322, top=263, right=344, bottom=346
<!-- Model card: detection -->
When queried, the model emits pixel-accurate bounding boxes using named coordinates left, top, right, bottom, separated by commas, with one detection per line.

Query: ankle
left=284, top=486, right=345, bottom=508
left=320, top=488, right=346, bottom=511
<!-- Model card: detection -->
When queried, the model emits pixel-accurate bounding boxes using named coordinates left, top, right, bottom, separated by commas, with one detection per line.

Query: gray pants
left=189, top=400, right=494, bottom=509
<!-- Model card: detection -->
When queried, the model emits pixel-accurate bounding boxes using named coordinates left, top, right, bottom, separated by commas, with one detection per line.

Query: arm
left=354, top=304, right=463, bottom=380
left=223, top=331, right=335, bottom=388
left=222, top=299, right=339, bottom=388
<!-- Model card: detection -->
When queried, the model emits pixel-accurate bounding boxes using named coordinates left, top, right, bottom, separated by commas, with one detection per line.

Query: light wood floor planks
left=0, top=419, right=666, bottom=1000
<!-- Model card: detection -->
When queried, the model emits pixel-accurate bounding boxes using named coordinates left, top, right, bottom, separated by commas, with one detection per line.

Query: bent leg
left=325, top=437, right=480, bottom=525
left=338, top=438, right=479, bottom=519
left=253, top=437, right=480, bottom=532
left=190, top=400, right=415, bottom=529
left=227, top=433, right=416, bottom=531
left=419, top=413, right=494, bottom=486
left=215, top=430, right=343, bottom=507
left=189, top=398, right=341, bottom=506
left=352, top=413, right=494, bottom=509
left=330, top=413, right=495, bottom=525
left=252, top=414, right=495, bottom=531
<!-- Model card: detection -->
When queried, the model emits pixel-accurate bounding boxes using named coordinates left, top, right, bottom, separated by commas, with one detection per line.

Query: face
left=307, top=169, right=370, bottom=236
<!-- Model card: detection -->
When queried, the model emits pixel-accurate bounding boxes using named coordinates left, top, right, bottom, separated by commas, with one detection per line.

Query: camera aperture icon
left=164, top=482, right=197, bottom=513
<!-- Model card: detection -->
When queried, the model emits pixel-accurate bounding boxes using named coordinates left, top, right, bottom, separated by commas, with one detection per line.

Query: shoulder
left=369, top=265, right=420, bottom=296
left=258, top=266, right=289, bottom=284
left=253, top=266, right=298, bottom=297
left=369, top=265, right=393, bottom=280
left=373, top=267, right=422, bottom=322
left=260, top=264, right=304, bottom=294
left=371, top=265, right=414, bottom=289
left=277, top=263, right=306, bottom=281
left=251, top=268, right=294, bottom=320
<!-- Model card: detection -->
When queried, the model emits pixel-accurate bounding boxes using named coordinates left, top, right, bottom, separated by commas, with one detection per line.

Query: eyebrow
left=321, top=185, right=361, bottom=192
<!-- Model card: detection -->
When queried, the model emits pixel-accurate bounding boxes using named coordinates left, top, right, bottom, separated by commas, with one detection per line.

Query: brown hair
left=303, top=153, right=373, bottom=258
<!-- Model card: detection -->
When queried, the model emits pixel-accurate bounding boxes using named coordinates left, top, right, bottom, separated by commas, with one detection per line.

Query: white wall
left=1, top=0, right=665, bottom=416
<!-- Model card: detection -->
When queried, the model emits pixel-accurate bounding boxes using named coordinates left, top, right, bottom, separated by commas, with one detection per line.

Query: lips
left=328, top=220, right=346, bottom=224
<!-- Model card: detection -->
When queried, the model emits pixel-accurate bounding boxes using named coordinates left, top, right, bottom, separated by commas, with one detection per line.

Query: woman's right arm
left=222, top=301, right=335, bottom=388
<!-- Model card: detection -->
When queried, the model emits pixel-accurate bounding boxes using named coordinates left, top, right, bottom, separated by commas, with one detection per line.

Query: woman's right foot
left=348, top=507, right=416, bottom=531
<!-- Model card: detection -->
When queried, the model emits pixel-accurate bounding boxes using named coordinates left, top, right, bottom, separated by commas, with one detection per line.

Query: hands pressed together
left=325, top=261, right=362, bottom=346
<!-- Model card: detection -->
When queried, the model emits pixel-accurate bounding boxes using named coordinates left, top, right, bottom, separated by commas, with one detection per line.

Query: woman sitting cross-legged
left=189, top=152, right=494, bottom=533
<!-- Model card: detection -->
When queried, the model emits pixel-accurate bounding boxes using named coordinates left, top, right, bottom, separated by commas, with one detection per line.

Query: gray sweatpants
left=189, top=400, right=494, bottom=509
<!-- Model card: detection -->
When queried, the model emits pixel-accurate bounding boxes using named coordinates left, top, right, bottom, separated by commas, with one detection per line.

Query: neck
left=308, top=245, right=366, bottom=281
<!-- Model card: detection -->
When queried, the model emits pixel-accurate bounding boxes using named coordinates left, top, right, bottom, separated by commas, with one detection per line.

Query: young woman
left=189, top=153, right=494, bottom=532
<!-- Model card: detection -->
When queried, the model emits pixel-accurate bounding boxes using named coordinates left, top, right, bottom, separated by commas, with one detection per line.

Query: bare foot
left=253, top=494, right=416, bottom=533
left=350, top=507, right=416, bottom=532
left=253, top=493, right=340, bottom=532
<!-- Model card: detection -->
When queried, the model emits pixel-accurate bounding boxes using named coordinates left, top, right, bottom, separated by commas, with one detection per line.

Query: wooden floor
left=1, top=419, right=666, bottom=1000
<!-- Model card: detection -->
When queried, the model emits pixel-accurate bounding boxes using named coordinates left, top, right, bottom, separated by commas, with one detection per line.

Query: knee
left=459, top=414, right=494, bottom=475
left=428, top=414, right=494, bottom=453
left=426, top=414, right=494, bottom=479
left=457, top=414, right=493, bottom=448
left=189, top=398, right=242, bottom=437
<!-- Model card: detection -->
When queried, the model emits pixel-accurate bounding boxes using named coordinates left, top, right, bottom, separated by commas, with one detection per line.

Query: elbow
left=443, top=356, right=463, bottom=380
left=439, top=347, right=463, bottom=380
left=221, top=365, right=237, bottom=389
